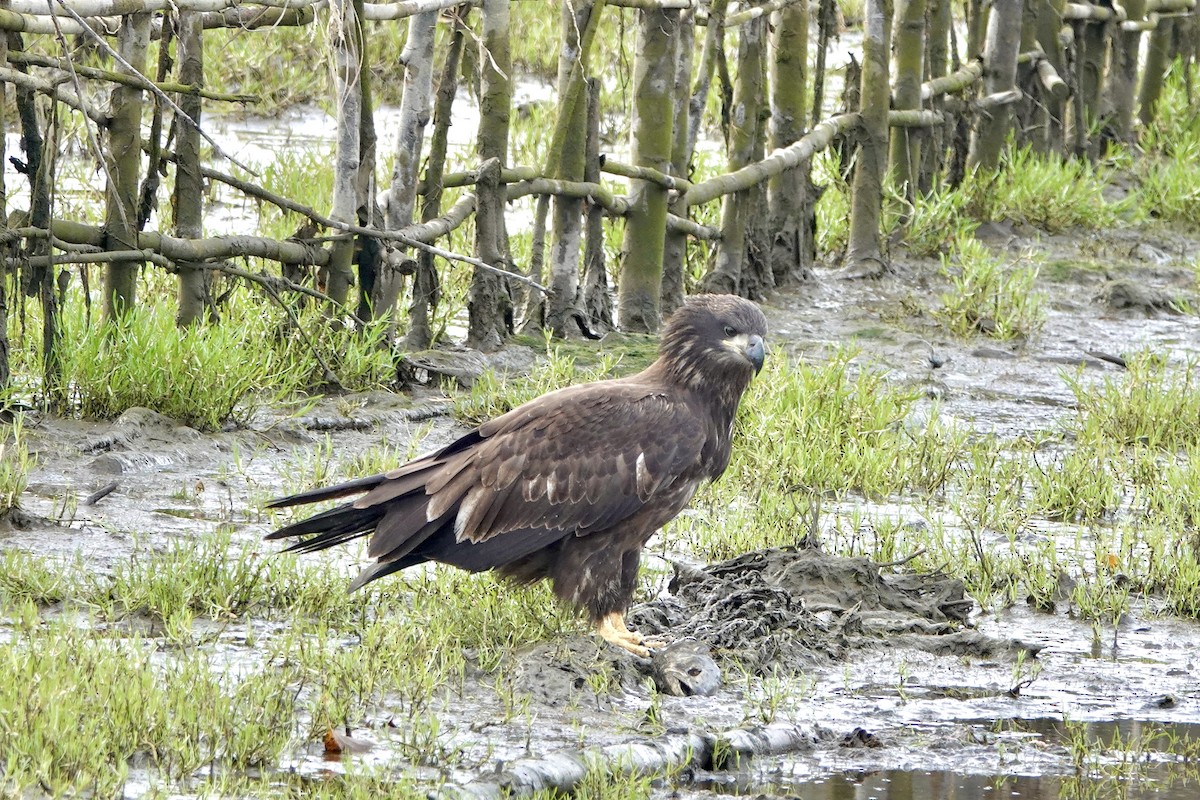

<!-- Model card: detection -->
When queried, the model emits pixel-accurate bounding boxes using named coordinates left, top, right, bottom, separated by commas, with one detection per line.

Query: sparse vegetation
left=0, top=416, right=32, bottom=514
left=936, top=236, right=1045, bottom=339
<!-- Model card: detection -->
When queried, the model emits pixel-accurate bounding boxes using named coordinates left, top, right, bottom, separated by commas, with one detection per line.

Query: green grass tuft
left=0, top=415, right=32, bottom=514
left=937, top=236, right=1045, bottom=340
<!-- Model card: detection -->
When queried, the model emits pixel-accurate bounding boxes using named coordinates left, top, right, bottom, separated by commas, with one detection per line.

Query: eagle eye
left=723, top=325, right=737, bottom=337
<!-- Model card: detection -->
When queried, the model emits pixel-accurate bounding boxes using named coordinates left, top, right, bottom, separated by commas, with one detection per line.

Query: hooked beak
left=745, top=334, right=765, bottom=374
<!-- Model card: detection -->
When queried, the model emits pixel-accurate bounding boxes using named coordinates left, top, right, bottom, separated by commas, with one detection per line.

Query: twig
left=82, top=481, right=119, bottom=506
left=7, top=51, right=259, bottom=102
left=874, top=548, right=928, bottom=568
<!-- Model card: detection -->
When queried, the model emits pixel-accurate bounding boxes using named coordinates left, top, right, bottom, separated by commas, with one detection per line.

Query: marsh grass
left=813, top=151, right=851, bottom=255
left=966, top=147, right=1123, bottom=231
left=1064, top=354, right=1200, bottom=451
left=0, top=614, right=302, bottom=796
left=1139, top=65, right=1200, bottom=227
left=12, top=285, right=396, bottom=430
left=0, top=415, right=32, bottom=514
left=0, top=526, right=573, bottom=796
left=937, top=237, right=1045, bottom=340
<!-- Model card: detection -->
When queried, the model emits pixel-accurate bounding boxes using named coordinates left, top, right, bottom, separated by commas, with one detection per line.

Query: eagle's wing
left=352, top=380, right=707, bottom=560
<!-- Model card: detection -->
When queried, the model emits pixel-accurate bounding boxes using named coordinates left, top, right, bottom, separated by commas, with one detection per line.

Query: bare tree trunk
left=0, top=31, right=7, bottom=397
left=617, top=6, right=679, bottom=333
left=103, top=12, right=150, bottom=320
left=1104, top=0, right=1146, bottom=142
left=686, top=0, right=728, bottom=164
left=326, top=0, right=363, bottom=308
left=581, top=78, right=612, bottom=331
left=660, top=6, right=695, bottom=316
left=354, top=9, right=381, bottom=324
left=889, top=0, right=925, bottom=204
left=703, top=16, right=769, bottom=297
left=768, top=1, right=816, bottom=286
left=12, top=32, right=61, bottom=402
left=467, top=0, right=513, bottom=350
left=377, top=8, right=436, bottom=328
left=1032, top=0, right=1068, bottom=154
left=407, top=19, right=465, bottom=351
left=1139, top=17, right=1176, bottom=127
left=174, top=10, right=208, bottom=326
left=546, top=0, right=604, bottom=336
left=1075, top=18, right=1106, bottom=159
left=1015, top=2, right=1045, bottom=151
left=920, top=0, right=951, bottom=191
left=967, top=0, right=1022, bottom=170
left=845, top=0, right=892, bottom=275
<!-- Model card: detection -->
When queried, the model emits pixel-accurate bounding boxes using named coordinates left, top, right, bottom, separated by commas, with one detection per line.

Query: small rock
left=1098, top=279, right=1182, bottom=315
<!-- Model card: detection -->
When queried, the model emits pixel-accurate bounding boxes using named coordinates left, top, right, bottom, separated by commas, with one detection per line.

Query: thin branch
left=0, top=65, right=106, bottom=125
left=8, top=51, right=258, bottom=102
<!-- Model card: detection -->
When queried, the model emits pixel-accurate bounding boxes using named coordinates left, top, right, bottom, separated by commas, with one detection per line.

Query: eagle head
left=657, top=294, right=768, bottom=393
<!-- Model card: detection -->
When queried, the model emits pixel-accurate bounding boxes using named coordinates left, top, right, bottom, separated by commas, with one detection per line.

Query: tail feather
left=268, top=504, right=382, bottom=548
left=266, top=473, right=390, bottom=509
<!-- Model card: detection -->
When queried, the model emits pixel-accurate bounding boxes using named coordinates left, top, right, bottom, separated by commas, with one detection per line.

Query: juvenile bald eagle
left=266, top=294, right=767, bottom=656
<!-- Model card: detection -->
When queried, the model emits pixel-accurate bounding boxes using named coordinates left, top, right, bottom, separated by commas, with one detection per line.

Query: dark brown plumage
left=266, top=294, right=767, bottom=655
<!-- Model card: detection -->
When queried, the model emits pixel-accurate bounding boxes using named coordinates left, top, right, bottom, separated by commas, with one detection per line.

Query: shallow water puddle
left=692, top=764, right=1199, bottom=800
left=687, top=718, right=1200, bottom=799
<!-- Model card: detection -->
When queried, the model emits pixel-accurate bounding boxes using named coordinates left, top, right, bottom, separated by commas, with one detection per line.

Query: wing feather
left=437, top=385, right=706, bottom=544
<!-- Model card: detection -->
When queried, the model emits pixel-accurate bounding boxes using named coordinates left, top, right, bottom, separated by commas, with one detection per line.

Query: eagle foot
left=595, top=612, right=661, bottom=658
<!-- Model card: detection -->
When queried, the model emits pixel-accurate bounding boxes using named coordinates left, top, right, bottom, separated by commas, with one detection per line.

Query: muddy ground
left=4, top=218, right=1200, bottom=798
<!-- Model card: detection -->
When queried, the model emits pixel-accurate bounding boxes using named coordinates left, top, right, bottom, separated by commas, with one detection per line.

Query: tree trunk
left=704, top=16, right=769, bottom=297
left=888, top=0, right=925, bottom=204
left=768, top=0, right=815, bottom=286
left=660, top=6, right=695, bottom=316
left=0, top=30, right=7, bottom=397
left=1104, top=0, right=1146, bottom=142
left=1032, top=0, right=1068, bottom=154
left=353, top=0, right=379, bottom=323
left=326, top=0, right=364, bottom=308
left=467, top=0, right=513, bottom=350
left=547, top=0, right=604, bottom=337
left=1075, top=18, right=1107, bottom=159
left=376, top=8, right=436, bottom=327
left=174, top=10, right=207, bottom=326
left=920, top=0, right=951, bottom=191
left=581, top=78, right=612, bottom=332
left=617, top=7, right=679, bottom=332
left=1139, top=17, right=1175, bottom=127
left=845, top=0, right=892, bottom=275
left=686, top=0, right=728, bottom=165
left=967, top=0, right=1022, bottom=171
left=12, top=32, right=61, bottom=402
left=103, top=12, right=150, bottom=320
left=407, top=20, right=465, bottom=351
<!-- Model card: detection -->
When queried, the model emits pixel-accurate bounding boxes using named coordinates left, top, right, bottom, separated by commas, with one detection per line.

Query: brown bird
left=265, top=294, right=767, bottom=656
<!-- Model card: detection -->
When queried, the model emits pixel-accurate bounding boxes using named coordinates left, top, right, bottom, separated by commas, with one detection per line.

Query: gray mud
left=4, top=222, right=1200, bottom=797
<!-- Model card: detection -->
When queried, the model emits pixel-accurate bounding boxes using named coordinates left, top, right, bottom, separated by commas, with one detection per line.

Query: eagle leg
left=595, top=612, right=663, bottom=657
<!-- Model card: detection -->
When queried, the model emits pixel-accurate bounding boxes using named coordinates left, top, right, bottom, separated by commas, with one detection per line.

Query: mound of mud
left=629, top=547, right=1006, bottom=675
left=511, top=548, right=1041, bottom=701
